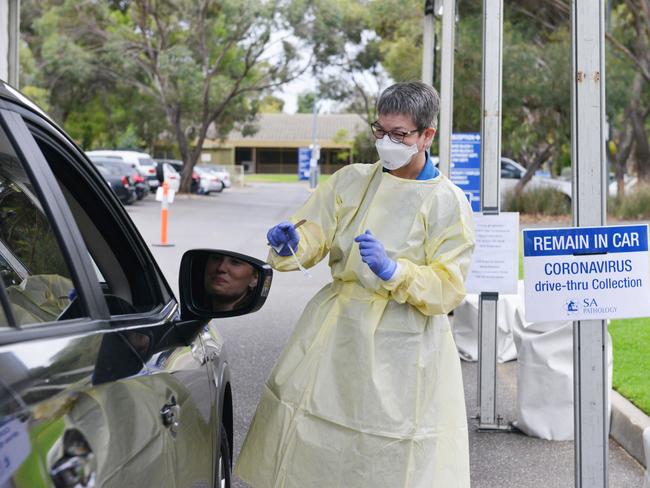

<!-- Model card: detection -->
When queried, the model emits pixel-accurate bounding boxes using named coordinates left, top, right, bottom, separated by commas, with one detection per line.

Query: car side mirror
left=179, top=249, right=273, bottom=320
left=156, top=163, right=164, bottom=183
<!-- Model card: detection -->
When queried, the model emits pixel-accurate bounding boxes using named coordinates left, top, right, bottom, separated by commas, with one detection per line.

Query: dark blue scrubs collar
left=382, top=151, right=440, bottom=180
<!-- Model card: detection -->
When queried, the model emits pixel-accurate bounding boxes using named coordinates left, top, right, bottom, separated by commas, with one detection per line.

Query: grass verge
left=609, top=317, right=650, bottom=415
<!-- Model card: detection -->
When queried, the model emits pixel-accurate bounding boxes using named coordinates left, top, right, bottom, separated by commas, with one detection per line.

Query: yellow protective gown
left=236, top=161, right=475, bottom=488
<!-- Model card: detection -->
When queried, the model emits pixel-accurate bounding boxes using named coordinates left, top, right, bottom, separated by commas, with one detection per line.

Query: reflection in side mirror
left=179, top=249, right=273, bottom=320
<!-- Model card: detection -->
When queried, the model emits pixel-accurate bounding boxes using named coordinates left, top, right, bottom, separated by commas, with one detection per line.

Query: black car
left=94, top=160, right=137, bottom=205
left=88, top=155, right=150, bottom=200
left=0, top=80, right=272, bottom=488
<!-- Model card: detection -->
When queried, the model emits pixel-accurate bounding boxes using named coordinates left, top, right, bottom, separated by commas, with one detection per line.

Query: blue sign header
left=523, top=225, right=649, bottom=257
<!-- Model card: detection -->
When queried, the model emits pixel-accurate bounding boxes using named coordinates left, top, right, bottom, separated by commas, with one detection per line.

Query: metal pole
left=571, top=1, right=608, bottom=486
left=480, top=0, right=502, bottom=214
left=437, top=0, right=455, bottom=178
left=8, top=0, right=19, bottom=87
left=422, top=0, right=435, bottom=86
left=477, top=0, right=504, bottom=431
left=309, top=98, right=319, bottom=189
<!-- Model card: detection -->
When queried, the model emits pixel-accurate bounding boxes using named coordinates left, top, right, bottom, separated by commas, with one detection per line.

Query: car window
left=31, top=130, right=169, bottom=316
left=0, top=126, right=83, bottom=327
left=501, top=162, right=521, bottom=179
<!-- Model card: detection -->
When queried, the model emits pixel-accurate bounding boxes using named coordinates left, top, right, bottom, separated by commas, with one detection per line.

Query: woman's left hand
left=354, top=230, right=397, bottom=280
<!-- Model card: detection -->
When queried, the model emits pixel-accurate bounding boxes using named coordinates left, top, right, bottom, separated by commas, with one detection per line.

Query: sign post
left=571, top=1, right=608, bottom=486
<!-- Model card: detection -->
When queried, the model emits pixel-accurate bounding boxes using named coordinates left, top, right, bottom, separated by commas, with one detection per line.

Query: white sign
left=155, top=187, right=175, bottom=203
left=0, top=418, right=30, bottom=485
left=523, top=225, right=650, bottom=322
left=465, top=212, right=519, bottom=294
left=201, top=152, right=211, bottom=162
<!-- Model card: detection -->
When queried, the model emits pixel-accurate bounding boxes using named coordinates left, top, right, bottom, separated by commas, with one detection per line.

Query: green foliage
left=503, top=187, right=571, bottom=215
left=608, top=184, right=650, bottom=219
left=610, top=318, right=650, bottom=415
left=297, top=92, right=317, bottom=114
left=258, top=96, right=285, bottom=114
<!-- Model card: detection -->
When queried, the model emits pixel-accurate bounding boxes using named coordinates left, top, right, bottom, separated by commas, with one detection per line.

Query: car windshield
left=138, top=157, right=156, bottom=166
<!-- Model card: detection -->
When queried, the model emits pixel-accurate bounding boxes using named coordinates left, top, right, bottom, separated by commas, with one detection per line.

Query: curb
left=610, top=390, right=650, bottom=468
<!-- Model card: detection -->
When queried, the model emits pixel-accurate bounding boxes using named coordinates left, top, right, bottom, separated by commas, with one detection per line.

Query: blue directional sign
left=449, top=133, right=481, bottom=211
left=298, top=147, right=311, bottom=180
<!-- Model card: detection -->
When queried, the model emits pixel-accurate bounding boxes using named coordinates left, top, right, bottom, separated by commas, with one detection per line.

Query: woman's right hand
left=267, top=221, right=300, bottom=256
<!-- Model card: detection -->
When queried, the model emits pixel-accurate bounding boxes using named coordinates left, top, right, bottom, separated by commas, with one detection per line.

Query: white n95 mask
left=375, top=137, right=419, bottom=170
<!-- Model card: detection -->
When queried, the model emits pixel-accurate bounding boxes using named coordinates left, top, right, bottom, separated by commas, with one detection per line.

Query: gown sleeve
left=380, top=187, right=476, bottom=316
left=267, top=172, right=340, bottom=271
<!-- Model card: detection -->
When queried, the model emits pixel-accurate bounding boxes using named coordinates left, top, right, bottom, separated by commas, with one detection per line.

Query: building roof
left=204, top=113, right=367, bottom=149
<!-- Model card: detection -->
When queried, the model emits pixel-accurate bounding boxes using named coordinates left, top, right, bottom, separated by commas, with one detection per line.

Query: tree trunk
left=631, top=108, right=650, bottom=182
left=613, top=107, right=635, bottom=199
left=513, top=144, right=554, bottom=196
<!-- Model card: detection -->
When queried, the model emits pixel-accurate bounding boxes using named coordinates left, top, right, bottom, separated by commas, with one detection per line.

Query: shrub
left=503, top=187, right=571, bottom=215
left=609, top=183, right=650, bottom=220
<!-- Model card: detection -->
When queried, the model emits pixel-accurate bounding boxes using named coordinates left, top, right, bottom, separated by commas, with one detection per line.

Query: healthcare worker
left=235, top=81, right=475, bottom=488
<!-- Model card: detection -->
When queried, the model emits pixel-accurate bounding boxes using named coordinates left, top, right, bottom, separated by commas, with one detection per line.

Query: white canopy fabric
left=452, top=285, right=523, bottom=363
left=512, top=308, right=612, bottom=441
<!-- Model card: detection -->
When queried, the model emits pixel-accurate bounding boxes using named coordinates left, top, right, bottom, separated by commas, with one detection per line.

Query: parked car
left=157, top=159, right=201, bottom=194
left=498, top=157, right=572, bottom=202
left=96, top=163, right=137, bottom=205
left=434, top=155, right=573, bottom=205
left=0, top=80, right=273, bottom=488
left=89, top=155, right=149, bottom=200
left=201, top=164, right=232, bottom=189
left=86, top=149, right=159, bottom=192
left=195, top=166, right=225, bottom=194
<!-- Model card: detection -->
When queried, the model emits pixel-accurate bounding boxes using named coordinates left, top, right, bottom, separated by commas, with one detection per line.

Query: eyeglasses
left=371, top=121, right=421, bottom=144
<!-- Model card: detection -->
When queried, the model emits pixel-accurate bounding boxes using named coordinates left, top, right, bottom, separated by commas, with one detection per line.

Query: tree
left=258, top=95, right=285, bottom=114
left=94, top=0, right=313, bottom=191
left=534, top=0, right=650, bottom=194
left=22, top=0, right=314, bottom=192
left=297, top=92, right=317, bottom=114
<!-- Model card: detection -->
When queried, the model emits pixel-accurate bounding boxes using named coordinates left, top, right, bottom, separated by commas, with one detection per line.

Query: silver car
left=0, top=80, right=272, bottom=488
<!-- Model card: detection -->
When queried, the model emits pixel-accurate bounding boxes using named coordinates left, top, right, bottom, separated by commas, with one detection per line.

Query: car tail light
left=147, top=167, right=156, bottom=174
left=121, top=176, right=129, bottom=188
left=192, top=171, right=199, bottom=180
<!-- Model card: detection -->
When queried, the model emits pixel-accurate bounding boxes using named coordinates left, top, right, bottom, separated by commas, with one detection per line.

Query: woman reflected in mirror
left=203, top=254, right=259, bottom=312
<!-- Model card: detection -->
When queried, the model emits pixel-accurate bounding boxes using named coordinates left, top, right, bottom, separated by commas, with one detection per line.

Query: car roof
left=86, top=149, right=153, bottom=158
left=89, top=157, right=135, bottom=167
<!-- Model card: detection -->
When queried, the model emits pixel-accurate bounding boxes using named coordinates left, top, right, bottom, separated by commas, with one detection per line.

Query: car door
left=0, top=97, right=217, bottom=487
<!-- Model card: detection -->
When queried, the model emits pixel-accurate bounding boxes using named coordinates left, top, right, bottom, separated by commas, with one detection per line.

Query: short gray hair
left=376, top=81, right=440, bottom=130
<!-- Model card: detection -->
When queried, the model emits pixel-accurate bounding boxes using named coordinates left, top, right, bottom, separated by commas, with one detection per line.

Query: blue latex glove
left=354, top=230, right=397, bottom=280
left=267, top=221, right=300, bottom=256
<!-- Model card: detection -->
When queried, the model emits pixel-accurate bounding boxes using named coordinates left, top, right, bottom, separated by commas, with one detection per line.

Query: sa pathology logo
left=565, top=299, right=579, bottom=315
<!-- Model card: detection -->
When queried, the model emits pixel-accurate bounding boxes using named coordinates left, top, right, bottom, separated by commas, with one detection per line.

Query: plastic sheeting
left=512, top=308, right=613, bottom=441
left=236, top=162, right=475, bottom=488
left=452, top=288, right=522, bottom=363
